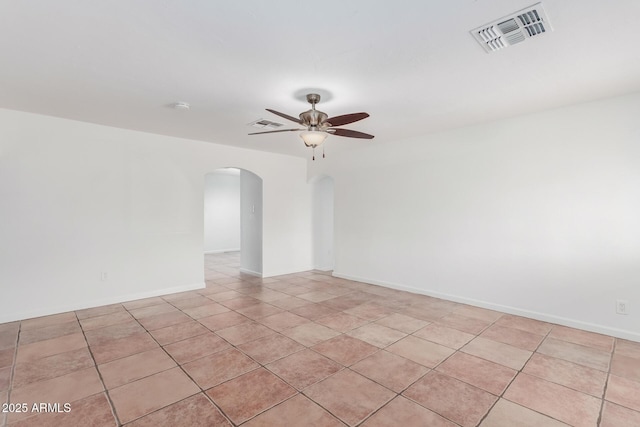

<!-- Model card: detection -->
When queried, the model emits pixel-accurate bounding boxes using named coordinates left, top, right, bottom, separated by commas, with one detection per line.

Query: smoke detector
left=172, top=102, right=190, bottom=110
left=471, top=3, right=553, bottom=53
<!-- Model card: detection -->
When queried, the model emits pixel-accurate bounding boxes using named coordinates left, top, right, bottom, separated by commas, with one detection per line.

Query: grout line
left=474, top=321, right=555, bottom=426
left=75, top=311, right=123, bottom=427
left=1, top=322, right=21, bottom=427
left=597, top=339, right=615, bottom=426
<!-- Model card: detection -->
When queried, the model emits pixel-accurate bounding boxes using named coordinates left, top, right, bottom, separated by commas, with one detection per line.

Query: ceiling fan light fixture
left=299, top=130, right=327, bottom=147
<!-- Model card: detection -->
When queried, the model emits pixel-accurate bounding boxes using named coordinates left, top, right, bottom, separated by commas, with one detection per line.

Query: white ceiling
left=2, top=1, right=640, bottom=158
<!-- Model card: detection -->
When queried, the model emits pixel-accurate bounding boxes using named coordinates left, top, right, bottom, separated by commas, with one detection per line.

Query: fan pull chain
left=312, top=146, right=315, bottom=161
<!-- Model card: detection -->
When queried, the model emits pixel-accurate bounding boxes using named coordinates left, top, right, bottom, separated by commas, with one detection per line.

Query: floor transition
left=0, top=252, right=639, bottom=426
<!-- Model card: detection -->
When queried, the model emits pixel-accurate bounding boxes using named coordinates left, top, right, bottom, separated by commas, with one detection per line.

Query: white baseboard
left=0, top=282, right=206, bottom=324
left=332, top=272, right=640, bottom=343
left=204, top=248, right=240, bottom=254
left=239, top=268, right=262, bottom=278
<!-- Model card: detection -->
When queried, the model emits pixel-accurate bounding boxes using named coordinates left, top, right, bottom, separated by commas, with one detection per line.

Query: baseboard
left=204, top=248, right=240, bottom=254
left=239, top=268, right=262, bottom=278
left=0, top=282, right=206, bottom=324
left=262, top=266, right=316, bottom=278
left=332, top=272, right=640, bottom=343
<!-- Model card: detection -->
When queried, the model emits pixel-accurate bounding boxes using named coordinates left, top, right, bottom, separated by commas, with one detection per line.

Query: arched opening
left=204, top=168, right=263, bottom=277
left=311, top=175, right=335, bottom=271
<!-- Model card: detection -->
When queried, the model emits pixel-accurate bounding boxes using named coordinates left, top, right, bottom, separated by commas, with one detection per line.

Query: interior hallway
left=0, top=253, right=639, bottom=426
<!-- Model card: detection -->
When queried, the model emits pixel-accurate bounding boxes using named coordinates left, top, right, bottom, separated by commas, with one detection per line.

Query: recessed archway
left=204, top=168, right=263, bottom=277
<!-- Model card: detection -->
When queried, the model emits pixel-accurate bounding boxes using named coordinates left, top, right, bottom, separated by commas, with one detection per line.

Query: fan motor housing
left=300, top=110, right=328, bottom=127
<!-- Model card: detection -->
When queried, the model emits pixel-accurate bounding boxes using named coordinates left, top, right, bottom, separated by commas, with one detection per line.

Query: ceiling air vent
left=248, top=119, right=285, bottom=129
left=471, top=2, right=552, bottom=53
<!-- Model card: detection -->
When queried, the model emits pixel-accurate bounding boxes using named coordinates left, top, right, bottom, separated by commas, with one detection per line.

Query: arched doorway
left=204, top=168, right=263, bottom=277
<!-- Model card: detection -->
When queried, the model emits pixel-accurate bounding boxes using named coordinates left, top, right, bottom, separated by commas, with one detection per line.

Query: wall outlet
left=101, top=272, right=108, bottom=281
left=616, top=299, right=629, bottom=315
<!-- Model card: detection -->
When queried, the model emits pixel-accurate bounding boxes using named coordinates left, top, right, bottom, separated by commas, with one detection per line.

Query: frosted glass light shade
left=299, top=131, right=328, bottom=147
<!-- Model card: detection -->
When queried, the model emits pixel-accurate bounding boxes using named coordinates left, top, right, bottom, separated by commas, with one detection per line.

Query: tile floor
left=0, top=252, right=639, bottom=426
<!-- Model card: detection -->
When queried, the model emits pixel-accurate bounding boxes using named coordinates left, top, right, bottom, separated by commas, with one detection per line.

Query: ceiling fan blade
left=325, top=112, right=369, bottom=127
left=248, top=128, right=304, bottom=135
left=329, top=128, right=375, bottom=139
left=266, top=109, right=302, bottom=124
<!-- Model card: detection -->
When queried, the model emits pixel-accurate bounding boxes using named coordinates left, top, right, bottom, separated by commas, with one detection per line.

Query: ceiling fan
left=249, top=93, right=374, bottom=160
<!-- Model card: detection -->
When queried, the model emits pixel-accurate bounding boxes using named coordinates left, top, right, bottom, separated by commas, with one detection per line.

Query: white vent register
left=471, top=3, right=553, bottom=53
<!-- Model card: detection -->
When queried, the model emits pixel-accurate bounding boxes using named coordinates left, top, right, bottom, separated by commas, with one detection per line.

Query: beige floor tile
left=20, top=312, right=78, bottom=331
left=523, top=353, right=607, bottom=397
left=413, top=324, right=475, bottom=349
left=436, top=352, right=517, bottom=395
left=98, top=348, right=176, bottom=389
left=13, top=347, right=94, bottom=388
left=387, top=335, right=454, bottom=368
left=504, top=373, right=601, bottom=427
left=109, top=367, right=199, bottom=424
left=304, top=369, right=395, bottom=426
left=163, top=332, right=230, bottom=364
left=79, top=311, right=133, bottom=332
left=243, top=394, right=345, bottom=427
left=548, top=325, right=614, bottom=352
left=346, top=323, right=407, bottom=348
left=480, top=324, right=545, bottom=351
left=126, top=394, right=231, bottom=427
left=136, top=311, right=193, bottom=331
left=403, top=370, right=497, bottom=427
left=8, top=367, right=104, bottom=423
left=480, top=398, right=569, bottom=427
left=374, top=313, right=430, bottom=334
left=312, top=335, right=379, bottom=366
left=8, top=393, right=116, bottom=427
left=257, top=311, right=310, bottom=332
left=237, top=333, right=304, bottom=364
left=290, top=304, right=340, bottom=321
left=267, top=349, right=342, bottom=390
left=89, top=332, right=158, bottom=364
left=615, top=338, right=640, bottom=359
left=182, top=348, right=258, bottom=389
left=281, top=322, right=341, bottom=347
left=206, top=368, right=296, bottom=425
left=461, top=337, right=532, bottom=370
left=19, top=320, right=82, bottom=345
left=148, top=320, right=209, bottom=346
left=351, top=350, right=429, bottom=393
left=494, top=314, right=553, bottom=335
left=84, top=321, right=146, bottom=346
left=600, top=401, right=640, bottom=427
left=216, top=321, right=276, bottom=346
left=362, top=396, right=458, bottom=427
left=606, top=374, right=640, bottom=411
left=181, top=302, right=230, bottom=319
left=16, top=333, right=87, bottom=364
left=198, top=311, right=250, bottom=331
left=537, top=337, right=610, bottom=371
left=436, top=313, right=492, bottom=335
left=611, top=352, right=640, bottom=383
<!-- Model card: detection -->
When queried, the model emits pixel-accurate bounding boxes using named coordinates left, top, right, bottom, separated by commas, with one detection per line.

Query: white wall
left=312, top=176, right=334, bottom=270
left=310, top=91, right=640, bottom=341
left=240, top=170, right=263, bottom=276
left=0, top=109, right=313, bottom=323
left=204, top=170, right=240, bottom=253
